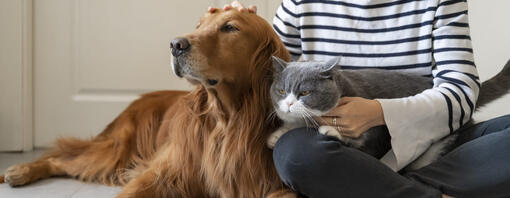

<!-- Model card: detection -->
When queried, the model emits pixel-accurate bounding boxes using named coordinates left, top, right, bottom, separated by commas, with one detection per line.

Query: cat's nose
left=287, top=101, right=294, bottom=106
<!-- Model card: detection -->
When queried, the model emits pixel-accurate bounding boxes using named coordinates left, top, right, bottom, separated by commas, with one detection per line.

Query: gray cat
left=268, top=56, right=510, bottom=169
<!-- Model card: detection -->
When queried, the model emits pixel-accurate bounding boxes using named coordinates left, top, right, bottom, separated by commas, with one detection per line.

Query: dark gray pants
left=273, top=115, right=510, bottom=198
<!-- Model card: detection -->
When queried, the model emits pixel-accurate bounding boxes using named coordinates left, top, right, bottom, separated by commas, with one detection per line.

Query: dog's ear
left=271, top=56, right=287, bottom=74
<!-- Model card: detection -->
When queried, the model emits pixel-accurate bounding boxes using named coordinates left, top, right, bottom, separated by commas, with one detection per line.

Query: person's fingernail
left=223, top=5, right=231, bottom=10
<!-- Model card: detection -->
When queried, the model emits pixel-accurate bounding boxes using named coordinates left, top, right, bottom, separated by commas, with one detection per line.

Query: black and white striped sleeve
left=432, top=0, right=479, bottom=132
left=377, top=0, right=479, bottom=171
left=273, top=0, right=302, bottom=60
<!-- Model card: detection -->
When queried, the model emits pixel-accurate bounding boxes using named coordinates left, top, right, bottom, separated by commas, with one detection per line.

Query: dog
left=0, top=9, right=296, bottom=198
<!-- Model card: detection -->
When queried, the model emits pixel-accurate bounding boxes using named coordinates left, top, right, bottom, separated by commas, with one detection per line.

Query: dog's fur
left=1, top=9, right=295, bottom=198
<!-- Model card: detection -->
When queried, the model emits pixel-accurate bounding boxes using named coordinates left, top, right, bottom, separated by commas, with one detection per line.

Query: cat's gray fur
left=268, top=57, right=510, bottom=170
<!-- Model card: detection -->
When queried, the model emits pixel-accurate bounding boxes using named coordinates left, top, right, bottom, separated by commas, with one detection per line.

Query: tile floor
left=0, top=149, right=121, bottom=198
left=0, top=149, right=46, bottom=172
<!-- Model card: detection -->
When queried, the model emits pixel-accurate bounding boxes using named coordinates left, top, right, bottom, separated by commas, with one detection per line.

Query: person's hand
left=207, top=1, right=257, bottom=14
left=316, top=97, right=385, bottom=138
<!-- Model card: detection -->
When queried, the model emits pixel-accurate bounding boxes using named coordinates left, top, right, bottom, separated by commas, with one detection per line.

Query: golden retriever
left=0, top=9, right=295, bottom=198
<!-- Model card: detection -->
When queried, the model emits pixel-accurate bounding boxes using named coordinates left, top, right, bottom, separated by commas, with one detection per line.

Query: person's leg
left=406, top=115, right=510, bottom=198
left=455, top=114, right=510, bottom=146
left=273, top=128, right=441, bottom=198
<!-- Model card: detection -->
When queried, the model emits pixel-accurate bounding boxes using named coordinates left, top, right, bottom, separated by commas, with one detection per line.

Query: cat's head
left=270, top=56, right=341, bottom=123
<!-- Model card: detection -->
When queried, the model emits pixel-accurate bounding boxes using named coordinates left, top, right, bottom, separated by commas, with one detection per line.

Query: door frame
left=0, top=0, right=34, bottom=151
left=0, top=0, right=34, bottom=152
left=21, top=0, right=33, bottom=151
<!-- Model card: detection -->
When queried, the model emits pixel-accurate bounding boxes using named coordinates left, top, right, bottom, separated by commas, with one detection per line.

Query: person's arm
left=272, top=0, right=302, bottom=61
left=378, top=0, right=479, bottom=170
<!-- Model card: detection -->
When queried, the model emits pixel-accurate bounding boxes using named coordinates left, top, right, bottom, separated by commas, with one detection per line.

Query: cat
left=267, top=56, right=510, bottom=169
left=267, top=56, right=433, bottom=159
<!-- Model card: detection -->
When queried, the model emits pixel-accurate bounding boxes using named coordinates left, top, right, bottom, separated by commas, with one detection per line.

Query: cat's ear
left=319, top=57, right=340, bottom=79
left=271, top=56, right=288, bottom=74
left=321, top=57, right=341, bottom=71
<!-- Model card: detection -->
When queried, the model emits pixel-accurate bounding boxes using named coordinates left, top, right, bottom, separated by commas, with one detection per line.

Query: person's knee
left=498, top=114, right=510, bottom=129
left=482, top=114, right=510, bottom=133
left=492, top=114, right=510, bottom=124
left=272, top=128, right=343, bottom=188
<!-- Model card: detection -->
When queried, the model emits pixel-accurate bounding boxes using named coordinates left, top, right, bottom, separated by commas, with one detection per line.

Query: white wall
left=468, top=0, right=510, bottom=121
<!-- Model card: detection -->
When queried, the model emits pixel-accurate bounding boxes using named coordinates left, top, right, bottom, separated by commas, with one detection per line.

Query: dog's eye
left=278, top=89, right=286, bottom=95
left=299, top=91, right=311, bottom=97
left=221, top=24, right=238, bottom=32
left=207, top=79, right=218, bottom=86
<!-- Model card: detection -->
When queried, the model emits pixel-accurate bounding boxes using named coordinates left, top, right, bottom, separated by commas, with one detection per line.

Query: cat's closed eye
left=299, top=91, right=311, bottom=97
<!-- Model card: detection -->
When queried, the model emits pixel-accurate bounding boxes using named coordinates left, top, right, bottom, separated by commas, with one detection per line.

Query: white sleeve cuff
left=376, top=89, right=450, bottom=170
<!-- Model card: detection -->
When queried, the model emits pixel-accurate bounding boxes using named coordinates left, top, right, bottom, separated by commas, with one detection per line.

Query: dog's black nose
left=171, top=38, right=190, bottom=57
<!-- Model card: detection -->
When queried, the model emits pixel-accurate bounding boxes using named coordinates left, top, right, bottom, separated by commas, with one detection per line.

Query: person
left=220, top=1, right=510, bottom=197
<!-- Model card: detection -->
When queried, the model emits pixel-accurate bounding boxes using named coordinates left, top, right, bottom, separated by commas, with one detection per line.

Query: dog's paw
left=318, top=126, right=343, bottom=140
left=4, top=164, right=32, bottom=187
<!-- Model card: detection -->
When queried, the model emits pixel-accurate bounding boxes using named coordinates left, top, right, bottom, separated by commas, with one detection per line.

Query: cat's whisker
left=314, top=116, right=330, bottom=126
left=304, top=112, right=320, bottom=128
left=295, top=110, right=312, bottom=129
left=305, top=112, right=320, bottom=128
left=307, top=110, right=321, bottom=117
left=300, top=108, right=320, bottom=128
left=297, top=105, right=320, bottom=128
left=294, top=108, right=316, bottom=129
left=301, top=114, right=311, bottom=128
left=266, top=111, right=278, bottom=122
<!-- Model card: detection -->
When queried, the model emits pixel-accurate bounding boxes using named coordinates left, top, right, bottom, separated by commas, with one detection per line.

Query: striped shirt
left=273, top=0, right=479, bottom=171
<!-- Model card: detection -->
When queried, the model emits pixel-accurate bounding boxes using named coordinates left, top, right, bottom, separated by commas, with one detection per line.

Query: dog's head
left=171, top=9, right=289, bottom=110
left=169, top=10, right=291, bottom=195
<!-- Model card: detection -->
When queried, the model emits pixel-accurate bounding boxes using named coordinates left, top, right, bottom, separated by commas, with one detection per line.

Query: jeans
left=273, top=115, right=510, bottom=198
